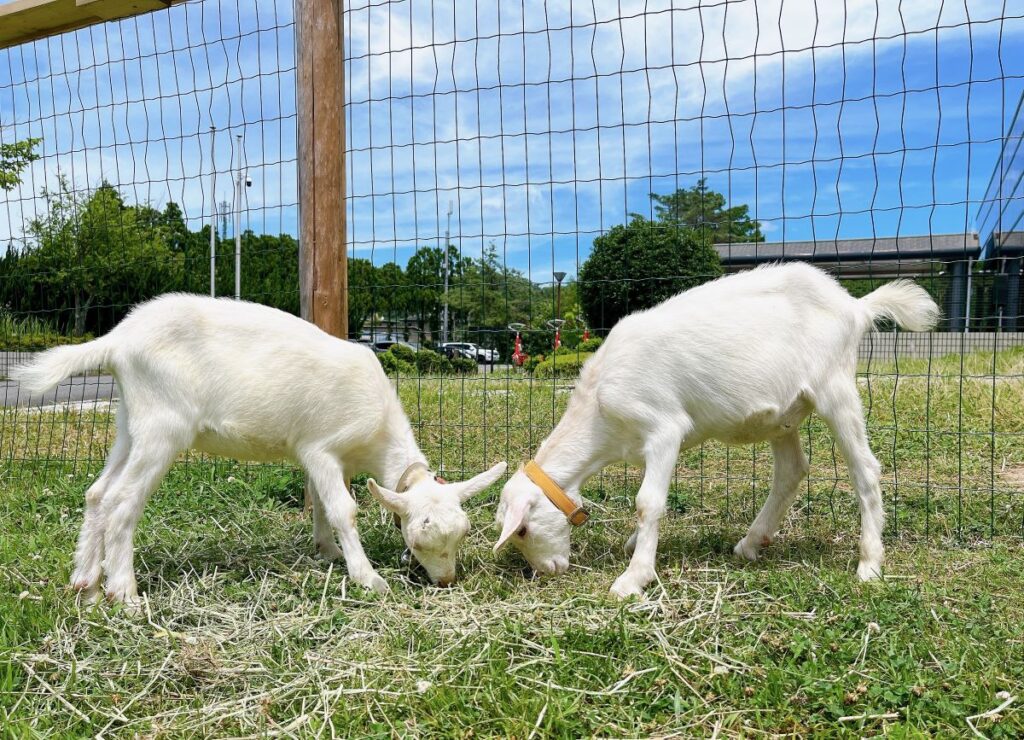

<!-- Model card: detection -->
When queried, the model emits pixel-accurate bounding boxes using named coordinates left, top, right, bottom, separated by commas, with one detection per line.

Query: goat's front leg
left=303, top=454, right=387, bottom=593
left=610, top=431, right=682, bottom=599
left=311, top=482, right=344, bottom=561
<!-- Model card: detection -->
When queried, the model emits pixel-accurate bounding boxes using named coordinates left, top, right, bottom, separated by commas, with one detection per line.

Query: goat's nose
left=436, top=576, right=455, bottom=587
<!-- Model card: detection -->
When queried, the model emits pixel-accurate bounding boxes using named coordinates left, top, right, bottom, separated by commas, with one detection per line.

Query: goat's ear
left=367, top=479, right=408, bottom=517
left=449, top=461, right=508, bottom=503
left=493, top=496, right=530, bottom=552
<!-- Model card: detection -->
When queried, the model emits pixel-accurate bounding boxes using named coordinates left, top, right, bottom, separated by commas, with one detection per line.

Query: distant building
left=715, top=234, right=979, bottom=331
left=975, top=92, right=1024, bottom=331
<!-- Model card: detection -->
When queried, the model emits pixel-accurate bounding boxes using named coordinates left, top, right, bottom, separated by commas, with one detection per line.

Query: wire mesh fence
left=1, top=0, right=1023, bottom=541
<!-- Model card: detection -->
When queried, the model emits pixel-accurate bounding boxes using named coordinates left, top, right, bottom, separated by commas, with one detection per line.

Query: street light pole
left=234, top=134, right=243, bottom=300
left=554, top=271, right=566, bottom=320
left=209, top=125, right=216, bottom=297
left=442, top=200, right=453, bottom=344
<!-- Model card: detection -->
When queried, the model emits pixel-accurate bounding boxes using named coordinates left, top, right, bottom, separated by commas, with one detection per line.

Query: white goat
left=494, top=263, right=939, bottom=598
left=14, top=295, right=506, bottom=604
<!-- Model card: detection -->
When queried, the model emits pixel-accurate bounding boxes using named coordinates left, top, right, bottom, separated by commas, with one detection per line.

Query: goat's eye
left=517, top=525, right=528, bottom=538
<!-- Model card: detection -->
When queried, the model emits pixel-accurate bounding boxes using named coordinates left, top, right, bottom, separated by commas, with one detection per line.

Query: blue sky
left=1, top=0, right=1022, bottom=285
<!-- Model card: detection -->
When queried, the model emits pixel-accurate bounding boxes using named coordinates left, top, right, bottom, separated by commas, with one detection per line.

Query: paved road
left=1, top=350, right=511, bottom=409
left=2, top=374, right=119, bottom=409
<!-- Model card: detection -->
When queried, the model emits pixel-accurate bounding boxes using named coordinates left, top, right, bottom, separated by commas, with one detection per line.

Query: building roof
left=715, top=233, right=980, bottom=277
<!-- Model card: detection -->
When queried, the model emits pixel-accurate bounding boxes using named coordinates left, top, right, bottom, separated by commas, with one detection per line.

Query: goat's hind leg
left=101, top=424, right=186, bottom=606
left=815, top=381, right=885, bottom=581
left=72, top=407, right=132, bottom=602
left=734, top=429, right=809, bottom=561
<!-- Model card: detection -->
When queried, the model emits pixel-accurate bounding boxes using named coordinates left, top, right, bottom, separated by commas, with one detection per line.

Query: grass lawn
left=1, top=350, right=1023, bottom=736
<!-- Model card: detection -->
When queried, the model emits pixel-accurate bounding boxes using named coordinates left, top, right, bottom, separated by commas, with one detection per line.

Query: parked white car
left=440, top=342, right=496, bottom=364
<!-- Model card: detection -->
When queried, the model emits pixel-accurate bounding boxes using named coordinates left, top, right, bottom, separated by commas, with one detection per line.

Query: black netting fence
left=2, top=0, right=1023, bottom=539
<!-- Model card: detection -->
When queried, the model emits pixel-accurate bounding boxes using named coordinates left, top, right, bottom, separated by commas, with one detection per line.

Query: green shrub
left=387, top=343, right=417, bottom=363
left=578, top=337, right=604, bottom=353
left=414, top=348, right=452, bottom=375
left=533, top=352, right=594, bottom=378
left=377, top=351, right=415, bottom=376
left=451, top=357, right=478, bottom=374
left=523, top=353, right=545, bottom=374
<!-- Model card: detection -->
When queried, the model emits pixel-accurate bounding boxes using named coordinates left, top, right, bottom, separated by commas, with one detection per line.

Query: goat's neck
left=373, top=410, right=429, bottom=490
left=532, top=393, right=609, bottom=500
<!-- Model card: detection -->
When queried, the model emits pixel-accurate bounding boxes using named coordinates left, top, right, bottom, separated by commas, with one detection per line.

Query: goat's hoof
left=75, top=584, right=102, bottom=604
left=733, top=537, right=760, bottom=562
left=105, top=590, right=143, bottom=614
left=71, top=575, right=102, bottom=599
left=357, top=573, right=389, bottom=594
left=316, top=542, right=344, bottom=561
left=624, top=532, right=638, bottom=557
left=609, top=570, right=651, bottom=600
left=856, top=562, right=883, bottom=582
left=609, top=579, right=643, bottom=600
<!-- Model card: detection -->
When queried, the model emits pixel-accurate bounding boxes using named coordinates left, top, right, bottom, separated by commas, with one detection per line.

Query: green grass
left=1, top=350, right=1023, bottom=736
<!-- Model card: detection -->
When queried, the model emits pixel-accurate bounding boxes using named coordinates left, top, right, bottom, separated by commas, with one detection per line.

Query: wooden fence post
left=297, top=0, right=347, bottom=509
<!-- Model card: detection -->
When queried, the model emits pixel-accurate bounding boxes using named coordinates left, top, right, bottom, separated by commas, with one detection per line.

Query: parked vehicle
left=439, top=342, right=497, bottom=364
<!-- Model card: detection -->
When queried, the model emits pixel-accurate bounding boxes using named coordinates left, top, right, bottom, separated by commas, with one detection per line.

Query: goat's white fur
left=494, top=263, right=939, bottom=598
left=13, top=294, right=506, bottom=604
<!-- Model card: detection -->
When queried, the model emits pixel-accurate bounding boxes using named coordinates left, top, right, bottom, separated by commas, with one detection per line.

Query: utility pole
left=234, top=134, right=243, bottom=300
left=442, top=200, right=453, bottom=343
left=209, top=125, right=216, bottom=297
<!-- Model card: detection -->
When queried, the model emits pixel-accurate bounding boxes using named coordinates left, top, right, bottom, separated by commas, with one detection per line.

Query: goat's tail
left=11, top=337, right=114, bottom=395
left=859, top=280, right=941, bottom=332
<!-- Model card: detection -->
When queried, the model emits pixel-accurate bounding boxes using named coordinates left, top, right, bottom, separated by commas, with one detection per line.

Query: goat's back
left=107, top=294, right=392, bottom=451
left=584, top=264, right=870, bottom=437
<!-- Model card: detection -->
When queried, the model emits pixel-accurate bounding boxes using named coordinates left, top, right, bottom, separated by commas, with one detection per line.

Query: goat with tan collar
left=494, top=263, right=939, bottom=598
left=15, top=295, right=506, bottom=605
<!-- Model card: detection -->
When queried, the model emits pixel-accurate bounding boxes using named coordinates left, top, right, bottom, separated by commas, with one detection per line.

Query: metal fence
left=2, top=0, right=1023, bottom=540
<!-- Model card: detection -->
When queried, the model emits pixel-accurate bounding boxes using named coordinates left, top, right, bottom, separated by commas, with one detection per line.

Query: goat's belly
left=710, top=390, right=814, bottom=446
left=192, top=427, right=290, bottom=463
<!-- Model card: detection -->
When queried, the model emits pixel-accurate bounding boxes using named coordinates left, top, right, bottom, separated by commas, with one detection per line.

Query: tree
left=405, top=245, right=468, bottom=338
left=650, top=179, right=763, bottom=243
left=374, top=261, right=408, bottom=336
left=348, top=257, right=377, bottom=337
left=448, top=243, right=545, bottom=354
left=578, top=214, right=722, bottom=333
left=0, top=137, right=40, bottom=191
left=24, top=178, right=182, bottom=335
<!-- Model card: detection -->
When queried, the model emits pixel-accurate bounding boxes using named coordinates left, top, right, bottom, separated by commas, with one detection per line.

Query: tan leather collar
left=524, top=460, right=589, bottom=526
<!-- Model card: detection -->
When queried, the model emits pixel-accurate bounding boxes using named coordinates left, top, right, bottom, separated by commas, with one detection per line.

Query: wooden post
left=297, top=0, right=347, bottom=508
